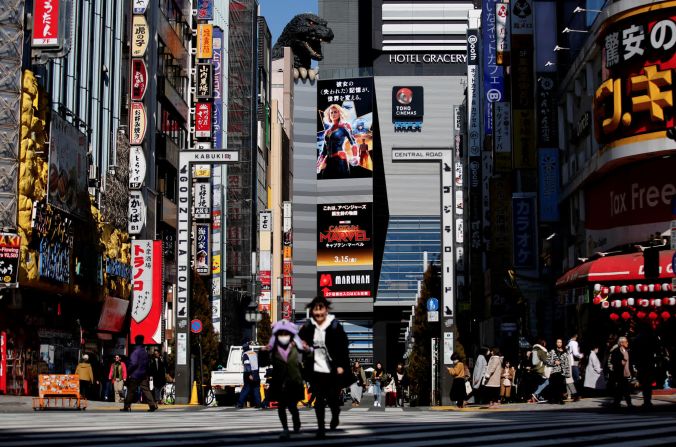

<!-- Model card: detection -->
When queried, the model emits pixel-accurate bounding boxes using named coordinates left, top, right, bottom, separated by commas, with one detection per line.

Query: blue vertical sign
left=482, top=0, right=505, bottom=135
left=512, top=194, right=538, bottom=271
left=213, top=27, right=223, bottom=149
left=538, top=148, right=560, bottom=222
left=197, top=0, right=214, bottom=20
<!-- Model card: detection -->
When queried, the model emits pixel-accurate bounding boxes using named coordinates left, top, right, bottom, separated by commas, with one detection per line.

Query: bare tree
left=100, top=130, right=129, bottom=230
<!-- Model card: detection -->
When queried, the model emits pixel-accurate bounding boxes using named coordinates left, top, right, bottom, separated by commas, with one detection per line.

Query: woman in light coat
left=584, top=345, right=606, bottom=396
left=483, top=347, right=503, bottom=408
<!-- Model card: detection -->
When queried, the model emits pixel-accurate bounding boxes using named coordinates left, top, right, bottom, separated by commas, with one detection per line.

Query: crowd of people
left=72, top=336, right=169, bottom=410
left=454, top=329, right=671, bottom=410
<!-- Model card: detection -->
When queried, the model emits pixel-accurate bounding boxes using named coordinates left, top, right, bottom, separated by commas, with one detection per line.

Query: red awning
left=556, top=250, right=675, bottom=288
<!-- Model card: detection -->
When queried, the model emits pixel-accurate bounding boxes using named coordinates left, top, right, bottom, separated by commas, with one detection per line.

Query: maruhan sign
left=392, top=149, right=449, bottom=161
left=388, top=53, right=467, bottom=64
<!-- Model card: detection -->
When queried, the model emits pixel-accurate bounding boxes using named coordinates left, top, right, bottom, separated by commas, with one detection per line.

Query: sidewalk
left=0, top=395, right=201, bottom=413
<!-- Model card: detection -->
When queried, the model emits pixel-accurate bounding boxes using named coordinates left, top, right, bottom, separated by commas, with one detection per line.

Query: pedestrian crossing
left=0, top=406, right=673, bottom=446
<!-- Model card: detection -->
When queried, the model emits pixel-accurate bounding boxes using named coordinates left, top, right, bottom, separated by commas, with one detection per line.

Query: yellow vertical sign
left=197, top=24, right=213, bottom=59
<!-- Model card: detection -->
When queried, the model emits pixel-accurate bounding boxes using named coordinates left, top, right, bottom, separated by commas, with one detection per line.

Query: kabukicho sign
left=594, top=7, right=676, bottom=146
left=130, top=103, right=147, bottom=145
left=132, top=15, right=149, bottom=57
left=131, top=59, right=148, bottom=101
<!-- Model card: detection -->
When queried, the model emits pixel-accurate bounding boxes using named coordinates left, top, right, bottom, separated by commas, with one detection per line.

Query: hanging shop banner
left=494, top=101, right=512, bottom=171
left=131, top=59, right=148, bottom=101
left=193, top=182, right=211, bottom=219
left=536, top=73, right=558, bottom=147
left=391, top=86, right=424, bottom=131
left=317, top=270, right=373, bottom=298
left=511, top=0, right=533, bottom=35
left=482, top=0, right=505, bottom=134
left=490, top=176, right=513, bottom=255
left=197, top=0, right=213, bottom=20
left=595, top=6, right=676, bottom=149
left=128, top=146, right=146, bottom=190
left=538, top=148, right=560, bottom=222
left=97, top=296, right=130, bottom=333
left=32, top=0, right=61, bottom=47
left=317, top=202, right=373, bottom=267
left=195, top=224, right=210, bottom=276
left=128, top=191, right=146, bottom=235
left=132, top=15, right=149, bottom=57
left=0, top=331, right=6, bottom=393
left=316, top=77, right=375, bottom=180
left=132, top=0, right=149, bottom=14
left=213, top=27, right=224, bottom=148
left=195, top=102, right=212, bottom=138
left=496, top=3, right=511, bottom=64
left=129, top=103, right=147, bottom=145
left=47, top=111, right=89, bottom=218
left=196, top=63, right=213, bottom=99
left=466, top=29, right=481, bottom=157
left=512, top=193, right=538, bottom=271
left=131, top=240, right=163, bottom=345
left=0, top=233, right=20, bottom=287
left=197, top=24, right=213, bottom=59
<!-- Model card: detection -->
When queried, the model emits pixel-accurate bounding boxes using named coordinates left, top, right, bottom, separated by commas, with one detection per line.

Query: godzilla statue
left=272, top=13, right=334, bottom=80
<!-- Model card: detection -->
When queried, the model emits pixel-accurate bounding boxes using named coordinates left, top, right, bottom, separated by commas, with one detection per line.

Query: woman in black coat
left=298, top=296, right=350, bottom=439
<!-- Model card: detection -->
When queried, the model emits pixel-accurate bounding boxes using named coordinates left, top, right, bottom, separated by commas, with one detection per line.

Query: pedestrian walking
left=500, top=359, right=515, bottom=403
left=483, top=347, right=503, bottom=408
left=237, top=341, right=261, bottom=408
left=299, top=296, right=350, bottom=438
left=371, top=362, right=385, bottom=407
left=349, top=361, right=367, bottom=406
left=75, top=355, right=95, bottom=400
left=108, top=354, right=127, bottom=403
left=566, top=334, right=584, bottom=388
left=531, top=339, right=550, bottom=403
left=546, top=338, right=570, bottom=405
left=565, top=351, right=580, bottom=401
left=148, top=349, right=166, bottom=403
left=393, top=362, right=409, bottom=407
left=633, top=325, right=660, bottom=408
left=447, top=353, right=467, bottom=408
left=609, top=336, right=633, bottom=408
left=471, top=347, right=489, bottom=404
left=265, top=320, right=305, bottom=440
left=583, top=345, right=606, bottom=396
left=122, top=335, right=157, bottom=412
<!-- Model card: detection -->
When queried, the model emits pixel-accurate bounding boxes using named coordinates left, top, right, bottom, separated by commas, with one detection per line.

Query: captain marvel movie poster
left=316, top=77, right=375, bottom=180
left=317, top=202, right=373, bottom=267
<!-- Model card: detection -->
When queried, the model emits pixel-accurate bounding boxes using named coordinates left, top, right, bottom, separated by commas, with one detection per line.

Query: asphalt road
left=0, top=402, right=675, bottom=446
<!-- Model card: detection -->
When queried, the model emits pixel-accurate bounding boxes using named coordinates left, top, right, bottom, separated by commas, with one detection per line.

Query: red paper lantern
left=637, top=311, right=647, bottom=319
left=601, top=301, right=610, bottom=309
left=621, top=299, right=628, bottom=307
left=648, top=312, right=658, bottom=320
left=636, top=284, right=643, bottom=292
left=609, top=313, right=620, bottom=321
left=602, top=287, right=610, bottom=296
left=655, top=284, right=662, bottom=292
left=621, top=311, right=631, bottom=320
left=593, top=296, right=602, bottom=305
left=661, top=311, right=671, bottom=320
left=628, top=285, right=635, bottom=293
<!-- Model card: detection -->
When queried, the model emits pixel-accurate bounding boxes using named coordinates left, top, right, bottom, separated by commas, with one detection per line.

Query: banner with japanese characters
left=317, top=202, right=372, bottom=267
left=128, top=146, right=146, bottom=190
left=595, top=5, right=676, bottom=147
left=197, top=24, right=213, bottom=59
left=195, top=102, right=212, bottom=138
left=131, top=59, right=148, bottom=101
left=195, top=224, right=210, bottom=276
left=0, top=233, right=20, bottom=287
left=131, top=15, right=149, bottom=57
left=196, top=63, right=213, bottom=99
left=316, top=77, right=375, bottom=180
left=512, top=193, right=537, bottom=272
left=196, top=0, right=213, bottom=20
left=129, top=103, right=147, bottom=145
left=193, top=182, right=211, bottom=219
left=131, top=240, right=163, bottom=344
left=482, top=0, right=505, bottom=134
left=317, top=270, right=373, bottom=298
left=32, top=0, right=61, bottom=47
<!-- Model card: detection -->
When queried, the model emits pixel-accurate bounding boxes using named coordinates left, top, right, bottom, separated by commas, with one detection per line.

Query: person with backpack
left=531, top=339, right=550, bottom=403
left=299, top=296, right=350, bottom=438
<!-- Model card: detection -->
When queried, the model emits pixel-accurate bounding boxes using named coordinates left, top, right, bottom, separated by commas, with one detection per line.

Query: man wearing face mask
left=237, top=341, right=261, bottom=408
left=299, top=296, right=350, bottom=439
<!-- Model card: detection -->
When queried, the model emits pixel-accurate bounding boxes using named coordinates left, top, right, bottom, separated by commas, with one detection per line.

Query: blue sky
left=258, top=0, right=318, bottom=44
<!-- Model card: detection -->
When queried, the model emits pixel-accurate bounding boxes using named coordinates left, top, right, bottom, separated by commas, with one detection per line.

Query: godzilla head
left=272, top=13, right=334, bottom=69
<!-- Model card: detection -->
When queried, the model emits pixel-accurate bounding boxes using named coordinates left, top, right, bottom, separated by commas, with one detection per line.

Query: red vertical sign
left=0, top=331, right=6, bottom=393
left=33, top=0, right=61, bottom=46
left=130, top=241, right=164, bottom=344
